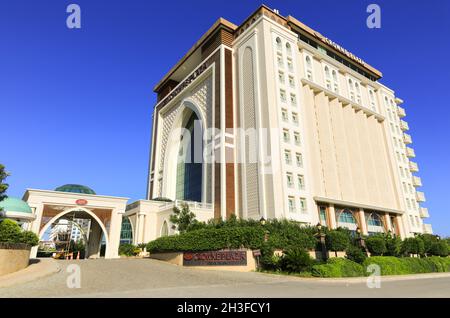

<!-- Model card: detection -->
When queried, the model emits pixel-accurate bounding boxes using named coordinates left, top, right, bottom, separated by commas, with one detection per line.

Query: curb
left=257, top=271, right=450, bottom=284
left=0, top=258, right=60, bottom=289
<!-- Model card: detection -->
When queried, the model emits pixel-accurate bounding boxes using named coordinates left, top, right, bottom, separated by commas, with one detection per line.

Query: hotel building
left=145, top=5, right=432, bottom=239
left=5, top=5, right=432, bottom=259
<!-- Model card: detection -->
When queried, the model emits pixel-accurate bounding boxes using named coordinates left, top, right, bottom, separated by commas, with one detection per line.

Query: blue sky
left=1, top=0, right=449, bottom=235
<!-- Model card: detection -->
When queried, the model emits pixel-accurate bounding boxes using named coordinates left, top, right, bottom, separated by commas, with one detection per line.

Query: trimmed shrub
left=362, top=256, right=450, bottom=276
left=417, top=234, right=439, bottom=255
left=147, top=226, right=265, bottom=253
left=345, top=245, right=367, bottom=264
left=365, top=236, right=387, bottom=256
left=280, top=248, right=314, bottom=273
left=401, top=237, right=425, bottom=256
left=430, top=241, right=449, bottom=257
left=0, top=219, right=39, bottom=246
left=312, top=258, right=364, bottom=277
left=325, top=230, right=350, bottom=257
left=119, top=243, right=140, bottom=256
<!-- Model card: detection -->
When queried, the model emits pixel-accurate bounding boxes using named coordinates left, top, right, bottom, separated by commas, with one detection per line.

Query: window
left=409, top=215, right=415, bottom=227
left=286, top=42, right=292, bottom=56
left=161, top=221, right=169, bottom=237
left=290, top=93, right=297, bottom=106
left=278, top=71, right=285, bottom=83
left=281, top=109, right=288, bottom=122
left=295, top=152, right=303, bottom=167
left=286, top=172, right=294, bottom=188
left=276, top=37, right=282, bottom=51
left=284, top=150, right=292, bottom=165
left=305, top=55, right=313, bottom=80
left=277, top=55, right=283, bottom=68
left=288, top=76, right=295, bottom=87
left=339, top=210, right=356, bottom=223
left=288, top=196, right=296, bottom=213
left=300, top=198, right=307, bottom=212
left=319, top=206, right=328, bottom=226
left=332, top=70, right=339, bottom=93
left=324, top=65, right=331, bottom=90
left=287, top=58, right=293, bottom=72
left=368, top=89, right=377, bottom=111
left=406, top=198, right=411, bottom=209
left=280, top=89, right=286, bottom=102
left=283, top=129, right=290, bottom=143
left=297, top=174, right=305, bottom=190
left=348, top=78, right=355, bottom=101
left=292, top=112, right=299, bottom=125
left=354, top=82, right=361, bottom=104
left=293, top=132, right=301, bottom=146
left=367, top=213, right=384, bottom=235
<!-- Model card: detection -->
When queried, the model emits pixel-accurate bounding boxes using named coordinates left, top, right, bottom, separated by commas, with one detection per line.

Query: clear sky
left=1, top=0, right=449, bottom=235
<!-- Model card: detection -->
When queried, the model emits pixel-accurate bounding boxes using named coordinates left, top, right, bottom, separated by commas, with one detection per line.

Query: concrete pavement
left=1, top=258, right=449, bottom=297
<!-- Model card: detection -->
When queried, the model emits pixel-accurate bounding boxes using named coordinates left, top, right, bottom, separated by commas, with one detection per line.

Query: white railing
left=409, top=161, right=419, bottom=172
left=419, top=207, right=429, bottom=218
left=157, top=200, right=213, bottom=211
left=397, top=106, right=406, bottom=117
left=423, top=223, right=433, bottom=234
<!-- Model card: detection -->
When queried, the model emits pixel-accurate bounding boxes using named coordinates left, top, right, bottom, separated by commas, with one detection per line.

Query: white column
left=105, top=209, right=123, bottom=259
left=29, top=204, right=44, bottom=259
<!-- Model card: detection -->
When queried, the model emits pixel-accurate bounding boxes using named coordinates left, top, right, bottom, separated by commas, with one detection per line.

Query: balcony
left=397, top=106, right=406, bottom=118
left=412, top=176, right=422, bottom=187
left=403, top=133, right=412, bottom=144
left=406, top=147, right=416, bottom=158
left=419, top=207, right=429, bottom=218
left=400, top=120, right=409, bottom=131
left=416, top=191, right=426, bottom=202
left=423, top=223, right=433, bottom=234
left=409, top=161, right=419, bottom=172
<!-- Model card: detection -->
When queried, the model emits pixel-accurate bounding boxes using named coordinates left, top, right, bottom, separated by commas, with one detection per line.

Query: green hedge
left=312, top=258, right=364, bottom=277
left=362, top=256, right=450, bottom=276
left=0, top=219, right=39, bottom=246
left=147, top=226, right=265, bottom=253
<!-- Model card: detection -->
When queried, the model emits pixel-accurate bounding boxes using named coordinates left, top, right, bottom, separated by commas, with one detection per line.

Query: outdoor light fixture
left=316, top=222, right=322, bottom=232
left=260, top=217, right=266, bottom=226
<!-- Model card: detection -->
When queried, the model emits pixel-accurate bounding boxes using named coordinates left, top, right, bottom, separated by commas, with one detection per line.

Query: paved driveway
left=1, top=258, right=450, bottom=297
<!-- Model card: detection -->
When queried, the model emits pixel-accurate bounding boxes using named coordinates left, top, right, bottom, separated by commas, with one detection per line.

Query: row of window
left=409, top=215, right=422, bottom=228
left=303, top=54, right=378, bottom=112
left=282, top=129, right=302, bottom=146
left=279, top=89, right=297, bottom=106
left=286, top=172, right=305, bottom=190
left=281, top=109, right=299, bottom=125
left=284, top=150, right=303, bottom=167
left=287, top=196, right=307, bottom=214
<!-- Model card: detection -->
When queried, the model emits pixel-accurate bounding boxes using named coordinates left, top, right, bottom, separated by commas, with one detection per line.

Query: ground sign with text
left=183, top=250, right=247, bottom=266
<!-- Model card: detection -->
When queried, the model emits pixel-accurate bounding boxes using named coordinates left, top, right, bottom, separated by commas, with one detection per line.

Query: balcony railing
left=403, top=133, right=412, bottom=144
left=419, top=207, right=429, bottom=218
left=400, top=120, right=409, bottom=131
left=409, top=161, right=419, bottom=172
left=412, top=176, right=422, bottom=187
left=397, top=106, right=406, bottom=118
left=406, top=147, right=416, bottom=158
left=423, top=223, right=433, bottom=234
left=158, top=200, right=213, bottom=211
left=416, top=191, right=426, bottom=202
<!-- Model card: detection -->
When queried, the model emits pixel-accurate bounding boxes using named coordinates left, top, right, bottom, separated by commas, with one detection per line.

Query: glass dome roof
left=0, top=197, right=33, bottom=214
left=55, top=184, right=96, bottom=195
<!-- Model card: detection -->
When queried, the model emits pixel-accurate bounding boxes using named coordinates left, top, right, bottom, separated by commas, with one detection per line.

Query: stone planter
left=0, top=243, right=31, bottom=276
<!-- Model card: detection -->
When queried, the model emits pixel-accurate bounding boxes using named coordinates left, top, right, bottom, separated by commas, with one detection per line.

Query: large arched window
left=337, top=208, right=357, bottom=233
left=367, top=213, right=385, bottom=235
left=175, top=111, right=203, bottom=202
left=120, top=216, right=133, bottom=244
left=161, top=221, right=169, bottom=237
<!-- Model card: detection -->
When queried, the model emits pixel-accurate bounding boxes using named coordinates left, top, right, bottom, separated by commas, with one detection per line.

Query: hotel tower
left=146, top=5, right=431, bottom=239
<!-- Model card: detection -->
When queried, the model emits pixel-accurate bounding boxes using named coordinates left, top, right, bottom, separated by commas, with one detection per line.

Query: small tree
left=430, top=241, right=449, bottom=257
left=385, top=234, right=402, bottom=257
left=325, top=230, right=350, bottom=257
left=0, top=164, right=9, bottom=211
left=401, top=237, right=425, bottom=256
left=169, top=203, right=197, bottom=233
left=365, top=236, right=387, bottom=256
left=417, top=234, right=439, bottom=256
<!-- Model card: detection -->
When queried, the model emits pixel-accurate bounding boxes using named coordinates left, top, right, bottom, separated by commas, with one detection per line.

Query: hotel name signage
left=320, top=35, right=366, bottom=66
left=183, top=250, right=247, bottom=266
left=158, top=62, right=209, bottom=108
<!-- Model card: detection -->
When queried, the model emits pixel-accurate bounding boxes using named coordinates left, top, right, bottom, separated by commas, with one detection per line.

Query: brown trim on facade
left=224, top=49, right=235, bottom=218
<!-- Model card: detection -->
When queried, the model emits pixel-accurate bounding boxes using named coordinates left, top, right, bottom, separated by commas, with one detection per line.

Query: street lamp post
left=316, top=222, right=328, bottom=261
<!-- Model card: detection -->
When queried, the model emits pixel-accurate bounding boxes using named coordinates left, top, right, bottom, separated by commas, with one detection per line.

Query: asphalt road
left=1, top=258, right=450, bottom=297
